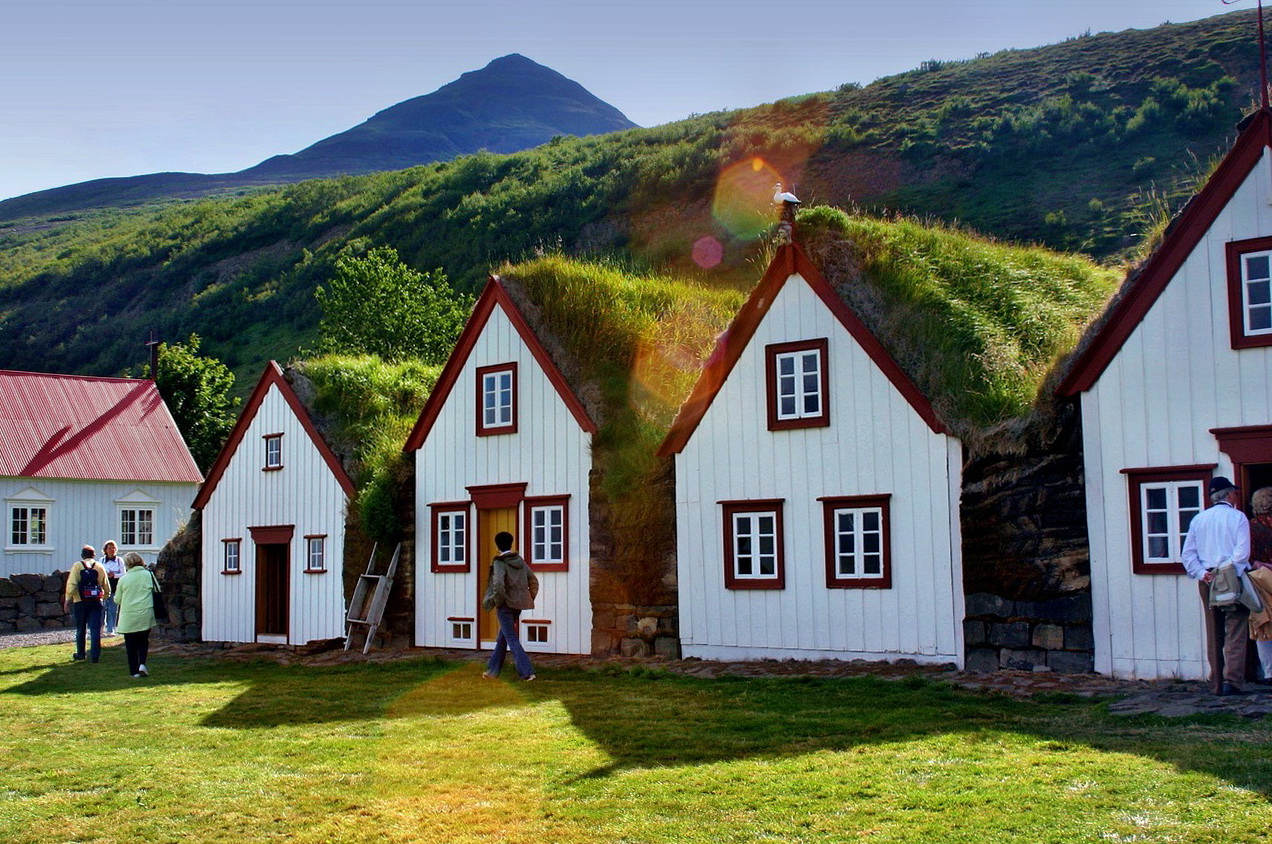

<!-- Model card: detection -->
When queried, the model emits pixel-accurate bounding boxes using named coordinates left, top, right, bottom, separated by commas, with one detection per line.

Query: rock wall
left=154, top=511, right=202, bottom=641
left=959, top=400, right=1094, bottom=673
left=0, top=572, right=71, bottom=633
left=587, top=462, right=682, bottom=658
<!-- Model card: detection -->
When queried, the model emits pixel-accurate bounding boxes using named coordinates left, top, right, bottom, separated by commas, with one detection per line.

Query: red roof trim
left=1058, top=109, right=1272, bottom=396
left=657, top=243, right=947, bottom=456
left=192, top=362, right=355, bottom=510
left=403, top=276, right=597, bottom=452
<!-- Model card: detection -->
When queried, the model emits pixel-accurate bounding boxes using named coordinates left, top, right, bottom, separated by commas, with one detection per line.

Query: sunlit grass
left=2, top=644, right=1268, bottom=843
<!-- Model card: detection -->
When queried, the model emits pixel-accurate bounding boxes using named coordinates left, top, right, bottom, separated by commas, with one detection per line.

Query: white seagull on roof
left=773, top=182, right=801, bottom=204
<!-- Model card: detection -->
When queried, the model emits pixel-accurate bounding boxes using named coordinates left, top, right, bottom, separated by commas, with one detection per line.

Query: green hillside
left=0, top=9, right=1262, bottom=384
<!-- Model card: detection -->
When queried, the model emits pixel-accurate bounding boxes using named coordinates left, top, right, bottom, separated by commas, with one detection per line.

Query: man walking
left=1182, top=476, right=1252, bottom=695
left=481, top=531, right=539, bottom=682
left=62, top=545, right=110, bottom=663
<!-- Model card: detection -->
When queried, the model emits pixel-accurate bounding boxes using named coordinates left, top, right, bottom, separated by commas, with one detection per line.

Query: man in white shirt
left=1181, top=476, right=1252, bottom=695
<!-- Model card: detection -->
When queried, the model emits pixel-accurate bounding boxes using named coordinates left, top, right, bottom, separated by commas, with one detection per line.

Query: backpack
left=78, top=562, right=104, bottom=601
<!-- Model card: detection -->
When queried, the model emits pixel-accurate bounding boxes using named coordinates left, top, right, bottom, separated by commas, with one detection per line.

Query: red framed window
left=524, top=495, right=569, bottom=572
left=721, top=499, right=785, bottom=589
left=766, top=339, right=830, bottom=430
left=263, top=433, right=284, bottom=470
left=222, top=538, right=242, bottom=574
left=1123, top=465, right=1214, bottom=575
left=476, top=363, right=518, bottom=436
left=1227, top=236, right=1272, bottom=348
left=303, top=535, right=327, bottom=573
left=430, top=502, right=471, bottom=572
left=820, top=494, right=892, bottom=588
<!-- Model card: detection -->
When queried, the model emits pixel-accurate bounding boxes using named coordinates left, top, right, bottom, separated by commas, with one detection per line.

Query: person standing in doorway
left=1245, top=487, right=1272, bottom=684
left=481, top=531, right=539, bottom=682
left=100, top=540, right=126, bottom=637
left=114, top=552, right=157, bottom=679
left=1182, top=476, right=1252, bottom=695
left=62, top=545, right=110, bottom=663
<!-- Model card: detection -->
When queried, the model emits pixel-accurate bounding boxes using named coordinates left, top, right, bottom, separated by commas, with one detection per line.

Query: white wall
left=2, top=477, right=195, bottom=578
left=1083, top=146, right=1272, bottom=680
left=415, top=304, right=592, bottom=655
left=200, top=384, right=349, bottom=646
left=674, top=274, right=964, bottom=664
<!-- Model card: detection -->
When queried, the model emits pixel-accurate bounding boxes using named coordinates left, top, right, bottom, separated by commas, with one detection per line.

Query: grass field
left=1, top=642, right=1269, bottom=843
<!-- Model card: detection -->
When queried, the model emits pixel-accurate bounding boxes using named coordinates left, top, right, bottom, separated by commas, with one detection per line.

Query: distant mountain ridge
left=0, top=54, right=637, bottom=219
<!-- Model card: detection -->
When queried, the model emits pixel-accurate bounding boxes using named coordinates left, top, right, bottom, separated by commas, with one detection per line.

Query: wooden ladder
left=344, top=542, right=401, bottom=654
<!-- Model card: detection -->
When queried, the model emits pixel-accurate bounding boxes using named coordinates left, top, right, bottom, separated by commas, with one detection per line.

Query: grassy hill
left=0, top=8, right=1262, bottom=385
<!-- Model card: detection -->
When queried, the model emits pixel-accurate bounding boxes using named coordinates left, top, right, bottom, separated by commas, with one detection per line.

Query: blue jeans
left=103, top=594, right=119, bottom=634
left=73, top=601, right=103, bottom=662
left=486, top=606, right=534, bottom=679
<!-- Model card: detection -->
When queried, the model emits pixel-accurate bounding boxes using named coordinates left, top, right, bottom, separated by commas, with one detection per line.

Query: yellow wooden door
left=476, top=507, right=517, bottom=645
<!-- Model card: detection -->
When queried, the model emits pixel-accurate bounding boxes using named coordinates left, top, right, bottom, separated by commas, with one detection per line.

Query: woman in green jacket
left=114, top=552, right=157, bottom=678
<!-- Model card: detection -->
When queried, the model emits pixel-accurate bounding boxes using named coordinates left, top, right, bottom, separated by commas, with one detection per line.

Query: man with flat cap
left=1182, top=476, right=1251, bottom=695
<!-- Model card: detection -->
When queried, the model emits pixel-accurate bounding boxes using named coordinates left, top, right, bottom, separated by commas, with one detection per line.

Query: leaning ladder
left=344, top=542, right=401, bottom=654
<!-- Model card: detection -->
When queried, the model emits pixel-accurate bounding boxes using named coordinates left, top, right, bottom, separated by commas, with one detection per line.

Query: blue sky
left=0, top=0, right=1258, bottom=201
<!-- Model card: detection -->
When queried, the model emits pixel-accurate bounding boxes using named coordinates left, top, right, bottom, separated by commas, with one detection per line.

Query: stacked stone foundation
left=963, top=592, right=1094, bottom=674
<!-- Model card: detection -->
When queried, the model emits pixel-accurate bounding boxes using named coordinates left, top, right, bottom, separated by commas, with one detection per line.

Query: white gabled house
left=657, top=242, right=965, bottom=666
left=193, top=361, right=355, bottom=645
left=1059, top=107, right=1272, bottom=681
left=0, top=370, right=202, bottom=578
left=404, top=277, right=597, bottom=655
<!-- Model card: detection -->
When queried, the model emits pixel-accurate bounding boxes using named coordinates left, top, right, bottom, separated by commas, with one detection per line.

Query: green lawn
left=1, top=643, right=1268, bottom=843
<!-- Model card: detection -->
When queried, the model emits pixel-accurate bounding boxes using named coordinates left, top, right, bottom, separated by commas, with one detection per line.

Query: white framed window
left=525, top=496, right=569, bottom=571
left=10, top=505, right=49, bottom=547
left=1124, top=466, right=1212, bottom=575
left=304, top=535, right=327, bottom=572
left=766, top=339, right=830, bottom=430
left=264, top=433, right=283, bottom=469
left=7, top=487, right=52, bottom=550
left=476, top=363, right=517, bottom=435
left=119, top=508, right=155, bottom=547
left=430, top=503, right=470, bottom=572
left=1241, top=250, right=1272, bottom=335
left=223, top=538, right=242, bottom=574
left=821, top=495, right=892, bottom=588
left=449, top=618, right=474, bottom=643
left=523, top=621, right=550, bottom=645
left=721, top=500, right=785, bottom=589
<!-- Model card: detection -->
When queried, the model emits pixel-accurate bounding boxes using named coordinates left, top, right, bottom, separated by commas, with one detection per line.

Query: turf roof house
left=404, top=277, right=606, bottom=656
left=658, top=241, right=966, bottom=666
left=194, top=361, right=356, bottom=646
left=1059, top=107, right=1272, bottom=681
left=0, top=370, right=202, bottom=578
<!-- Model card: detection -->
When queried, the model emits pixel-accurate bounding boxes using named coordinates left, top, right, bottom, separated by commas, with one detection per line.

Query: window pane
left=1251, top=306, right=1272, bottom=332
left=1146, top=511, right=1168, bottom=535
left=1249, top=279, right=1271, bottom=305
left=1147, top=536, right=1169, bottom=559
left=1145, top=487, right=1167, bottom=510
left=863, top=554, right=882, bottom=575
left=1247, top=254, right=1271, bottom=281
left=779, top=356, right=795, bottom=376
left=1177, top=486, right=1199, bottom=509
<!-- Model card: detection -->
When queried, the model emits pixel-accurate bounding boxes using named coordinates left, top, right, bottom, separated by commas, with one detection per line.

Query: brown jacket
left=1248, top=566, right=1272, bottom=641
left=483, top=552, right=539, bottom=611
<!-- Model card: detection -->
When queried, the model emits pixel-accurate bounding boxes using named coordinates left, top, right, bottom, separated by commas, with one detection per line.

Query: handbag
left=150, top=572, right=170, bottom=623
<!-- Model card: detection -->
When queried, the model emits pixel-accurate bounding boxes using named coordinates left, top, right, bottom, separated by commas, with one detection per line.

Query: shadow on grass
left=5, top=644, right=1269, bottom=799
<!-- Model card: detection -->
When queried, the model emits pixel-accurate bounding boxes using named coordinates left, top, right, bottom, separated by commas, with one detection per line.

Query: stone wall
left=587, top=462, right=682, bottom=658
left=0, top=572, right=72, bottom=633
left=154, top=511, right=202, bottom=641
left=962, top=592, right=1094, bottom=673
left=959, top=400, right=1095, bottom=673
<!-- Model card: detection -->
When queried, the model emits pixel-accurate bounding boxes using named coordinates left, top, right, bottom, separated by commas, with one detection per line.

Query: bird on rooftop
left=773, top=182, right=801, bottom=204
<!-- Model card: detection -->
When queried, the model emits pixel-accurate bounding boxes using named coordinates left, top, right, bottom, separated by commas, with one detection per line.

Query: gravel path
left=0, top=629, right=77, bottom=650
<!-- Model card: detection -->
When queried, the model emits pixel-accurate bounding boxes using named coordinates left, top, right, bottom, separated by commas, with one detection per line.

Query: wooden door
left=255, top=543, right=289, bottom=639
left=476, top=507, right=517, bottom=645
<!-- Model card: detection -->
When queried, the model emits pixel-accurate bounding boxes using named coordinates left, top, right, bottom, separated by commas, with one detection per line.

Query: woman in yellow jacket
left=114, top=552, right=157, bottom=679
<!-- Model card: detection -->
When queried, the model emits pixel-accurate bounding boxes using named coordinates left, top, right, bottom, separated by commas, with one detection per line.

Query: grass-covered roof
left=796, top=206, right=1121, bottom=441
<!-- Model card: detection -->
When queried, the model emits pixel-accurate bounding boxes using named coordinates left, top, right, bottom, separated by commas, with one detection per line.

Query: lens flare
left=711, top=156, right=782, bottom=239
left=692, top=236, right=724, bottom=269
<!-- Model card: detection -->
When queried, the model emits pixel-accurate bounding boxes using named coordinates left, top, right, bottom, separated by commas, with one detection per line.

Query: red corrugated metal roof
left=0, top=370, right=203, bottom=483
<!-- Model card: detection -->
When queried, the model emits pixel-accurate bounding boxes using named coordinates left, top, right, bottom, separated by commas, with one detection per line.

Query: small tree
left=148, top=335, right=239, bottom=473
left=315, top=246, right=471, bottom=363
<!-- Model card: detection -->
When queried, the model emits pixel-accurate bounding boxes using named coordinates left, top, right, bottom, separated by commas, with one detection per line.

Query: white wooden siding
left=1, top=478, right=195, bottom=578
left=415, top=304, right=592, bottom=654
left=200, top=385, right=348, bottom=645
left=675, top=274, right=964, bottom=664
left=1083, top=146, right=1272, bottom=679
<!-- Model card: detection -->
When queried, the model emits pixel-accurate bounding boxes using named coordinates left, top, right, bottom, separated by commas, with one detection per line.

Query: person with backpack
left=480, top=531, right=539, bottom=682
left=62, top=545, right=111, bottom=663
